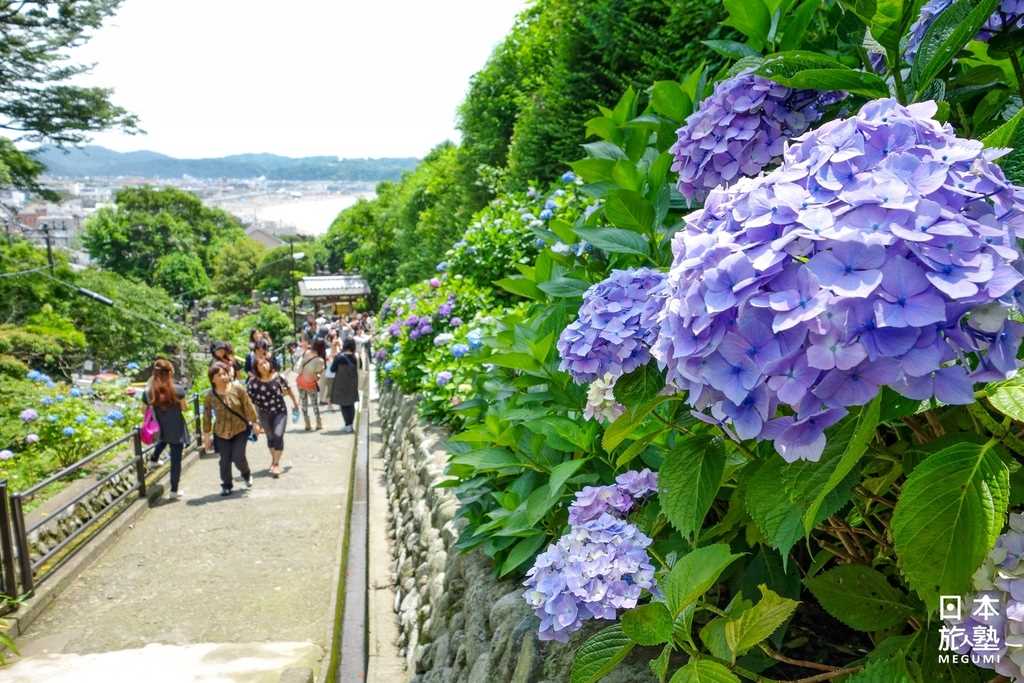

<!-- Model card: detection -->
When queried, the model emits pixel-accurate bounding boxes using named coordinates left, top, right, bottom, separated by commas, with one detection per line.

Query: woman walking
left=247, top=357, right=298, bottom=477
left=142, top=358, right=189, bottom=499
left=319, top=336, right=340, bottom=410
left=211, top=341, right=242, bottom=381
left=330, top=338, right=361, bottom=434
left=203, top=361, right=261, bottom=496
left=296, top=338, right=326, bottom=431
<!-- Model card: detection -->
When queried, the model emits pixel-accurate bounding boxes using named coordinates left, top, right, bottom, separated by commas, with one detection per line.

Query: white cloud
left=72, top=0, right=526, bottom=159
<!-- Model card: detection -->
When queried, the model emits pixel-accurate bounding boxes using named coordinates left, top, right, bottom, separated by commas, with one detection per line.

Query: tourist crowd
left=141, top=314, right=371, bottom=499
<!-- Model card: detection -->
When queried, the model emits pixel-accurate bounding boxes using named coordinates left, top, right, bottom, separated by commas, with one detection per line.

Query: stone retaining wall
left=379, top=385, right=655, bottom=683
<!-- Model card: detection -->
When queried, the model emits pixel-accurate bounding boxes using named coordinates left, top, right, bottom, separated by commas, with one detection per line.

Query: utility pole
left=290, top=239, right=298, bottom=339
left=43, top=224, right=54, bottom=274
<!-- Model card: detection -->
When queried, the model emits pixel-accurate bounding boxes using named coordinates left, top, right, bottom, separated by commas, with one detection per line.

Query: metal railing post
left=10, top=494, right=33, bottom=595
left=133, top=429, right=147, bottom=500
left=0, top=481, right=16, bottom=598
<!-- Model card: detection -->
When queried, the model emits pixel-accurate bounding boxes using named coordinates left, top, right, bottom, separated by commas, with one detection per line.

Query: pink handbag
left=140, top=406, right=160, bottom=445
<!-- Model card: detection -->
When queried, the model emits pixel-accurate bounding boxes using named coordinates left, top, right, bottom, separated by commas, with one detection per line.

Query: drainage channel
left=337, top=389, right=370, bottom=682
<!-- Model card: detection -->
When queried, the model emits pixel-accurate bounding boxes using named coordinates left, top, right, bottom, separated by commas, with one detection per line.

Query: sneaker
left=343, top=425, right=354, bottom=434
left=168, top=490, right=180, bottom=500
left=220, top=488, right=232, bottom=497
left=244, top=475, right=254, bottom=489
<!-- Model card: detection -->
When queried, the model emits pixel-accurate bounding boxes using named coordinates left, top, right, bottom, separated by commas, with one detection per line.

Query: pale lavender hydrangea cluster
left=946, top=513, right=1024, bottom=680
left=568, top=469, right=659, bottom=525
left=652, top=99, right=1024, bottom=462
left=522, top=470, right=658, bottom=641
left=557, top=268, right=666, bottom=383
left=670, top=70, right=843, bottom=203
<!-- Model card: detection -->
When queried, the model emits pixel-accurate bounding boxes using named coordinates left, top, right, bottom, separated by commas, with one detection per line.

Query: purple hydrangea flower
left=522, top=514, right=655, bottom=642
left=19, top=409, right=38, bottom=423
left=404, top=315, right=420, bottom=328
left=433, top=333, right=454, bottom=346
left=0, top=450, right=12, bottom=461
left=374, top=349, right=389, bottom=362
left=436, top=371, right=453, bottom=387
left=653, top=99, right=1024, bottom=462
left=438, top=302, right=454, bottom=317
left=429, top=278, right=441, bottom=288
left=615, top=469, right=659, bottom=498
left=25, top=434, right=39, bottom=444
left=449, top=316, right=463, bottom=328
left=557, top=268, right=667, bottom=383
left=567, top=469, right=659, bottom=525
left=388, top=322, right=401, bottom=337
left=670, top=69, right=843, bottom=203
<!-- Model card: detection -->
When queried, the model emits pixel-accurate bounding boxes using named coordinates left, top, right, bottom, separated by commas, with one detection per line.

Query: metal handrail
left=18, top=432, right=136, bottom=500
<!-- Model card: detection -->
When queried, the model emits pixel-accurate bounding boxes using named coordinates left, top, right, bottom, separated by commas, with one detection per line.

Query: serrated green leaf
left=663, top=544, right=742, bottom=616
left=613, top=363, right=665, bottom=406
left=582, top=141, right=628, bottom=160
left=611, top=160, right=643, bottom=192
left=702, top=39, right=760, bottom=60
left=573, top=226, right=649, bottom=256
left=570, top=624, right=634, bottom=683
left=650, top=644, right=672, bottom=682
left=488, top=352, right=541, bottom=372
left=494, top=277, right=542, bottom=301
left=669, top=659, right=740, bottom=683
left=845, top=653, right=916, bottom=682
left=538, top=277, right=590, bottom=298
left=803, top=396, right=880, bottom=532
left=602, top=395, right=672, bottom=451
left=724, top=585, right=799, bottom=658
left=571, top=158, right=616, bottom=184
left=498, top=533, right=547, bottom=576
left=911, top=0, right=1001, bottom=95
left=773, top=67, right=889, bottom=98
left=804, top=565, right=913, bottom=631
left=604, top=189, right=655, bottom=232
left=892, top=441, right=1008, bottom=603
left=659, top=434, right=724, bottom=539
left=988, top=376, right=1024, bottom=421
left=622, top=602, right=674, bottom=646
left=723, top=0, right=771, bottom=49
left=651, top=81, right=691, bottom=122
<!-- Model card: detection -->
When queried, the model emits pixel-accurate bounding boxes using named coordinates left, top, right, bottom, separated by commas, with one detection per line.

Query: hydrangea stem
left=1009, top=48, right=1024, bottom=101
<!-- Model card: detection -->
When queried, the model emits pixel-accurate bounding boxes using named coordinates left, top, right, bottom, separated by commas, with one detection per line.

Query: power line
left=0, top=265, right=49, bottom=279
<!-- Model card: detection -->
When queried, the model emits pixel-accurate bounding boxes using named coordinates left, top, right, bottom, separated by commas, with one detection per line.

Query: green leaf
left=651, top=81, right=691, bottom=121
left=602, top=396, right=672, bottom=451
left=650, top=644, right=672, bottom=683
left=573, top=226, right=649, bottom=256
left=538, top=277, right=590, bottom=298
left=494, top=277, right=542, bottom=301
left=669, top=659, right=740, bottom=683
left=572, top=158, right=616, bottom=184
left=780, top=0, right=822, bottom=51
left=613, top=363, right=665, bottom=406
left=663, top=544, right=743, bottom=616
left=911, top=0, right=1001, bottom=96
left=757, top=50, right=847, bottom=80
left=892, top=441, right=1009, bottom=603
left=867, top=0, right=909, bottom=53
left=582, top=141, right=628, bottom=160
left=548, top=459, right=587, bottom=499
left=659, top=434, right=724, bottom=539
left=604, top=189, right=655, bottom=232
left=570, top=624, right=634, bottom=683
left=988, top=376, right=1024, bottom=421
left=449, top=447, right=525, bottom=472
left=611, top=160, right=643, bottom=192
left=804, top=565, right=914, bottom=631
left=723, top=0, right=771, bottom=49
left=702, top=39, right=760, bottom=60
left=498, top=534, right=547, bottom=576
left=774, top=68, right=889, bottom=98
left=724, top=585, right=799, bottom=658
left=622, top=602, right=674, bottom=646
left=803, top=396, right=880, bottom=532
left=488, top=352, right=541, bottom=372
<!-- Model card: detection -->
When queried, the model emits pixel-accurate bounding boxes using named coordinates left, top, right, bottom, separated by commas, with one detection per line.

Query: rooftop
left=298, top=274, right=370, bottom=300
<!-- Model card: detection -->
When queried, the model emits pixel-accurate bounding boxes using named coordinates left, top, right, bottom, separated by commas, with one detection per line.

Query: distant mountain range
left=32, top=145, right=420, bottom=182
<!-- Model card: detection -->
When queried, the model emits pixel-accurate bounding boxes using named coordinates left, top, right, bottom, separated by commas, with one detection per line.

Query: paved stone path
left=2, top=388, right=356, bottom=682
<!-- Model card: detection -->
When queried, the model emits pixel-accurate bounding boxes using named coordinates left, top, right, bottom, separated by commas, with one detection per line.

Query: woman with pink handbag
left=141, top=358, right=190, bottom=500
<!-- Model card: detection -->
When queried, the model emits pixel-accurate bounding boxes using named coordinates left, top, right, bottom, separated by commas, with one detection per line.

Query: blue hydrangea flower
left=670, top=69, right=843, bottom=203
left=467, top=329, right=484, bottom=350
left=107, top=410, right=124, bottom=422
left=451, top=343, right=470, bottom=358
left=26, top=370, right=41, bottom=381
left=69, top=387, right=82, bottom=398
left=544, top=199, right=557, bottom=210
left=540, top=209, right=553, bottom=221
left=47, top=415, right=58, bottom=423
left=568, top=469, right=659, bottom=525
left=557, top=268, right=667, bottom=383
left=653, top=99, right=1024, bottom=462
left=75, top=414, right=88, bottom=425
left=41, top=396, right=53, bottom=406
left=62, top=427, right=75, bottom=437
left=436, top=261, right=449, bottom=273
left=561, top=171, right=577, bottom=183
left=535, top=238, right=547, bottom=249
left=436, top=371, right=453, bottom=387
left=54, top=395, right=65, bottom=403
left=126, top=362, right=140, bottom=371
left=433, top=333, right=454, bottom=346
left=384, top=361, right=396, bottom=372
left=523, top=514, right=656, bottom=642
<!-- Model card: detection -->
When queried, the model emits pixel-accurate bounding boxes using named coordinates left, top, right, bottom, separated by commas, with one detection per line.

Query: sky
left=72, top=0, right=527, bottom=160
